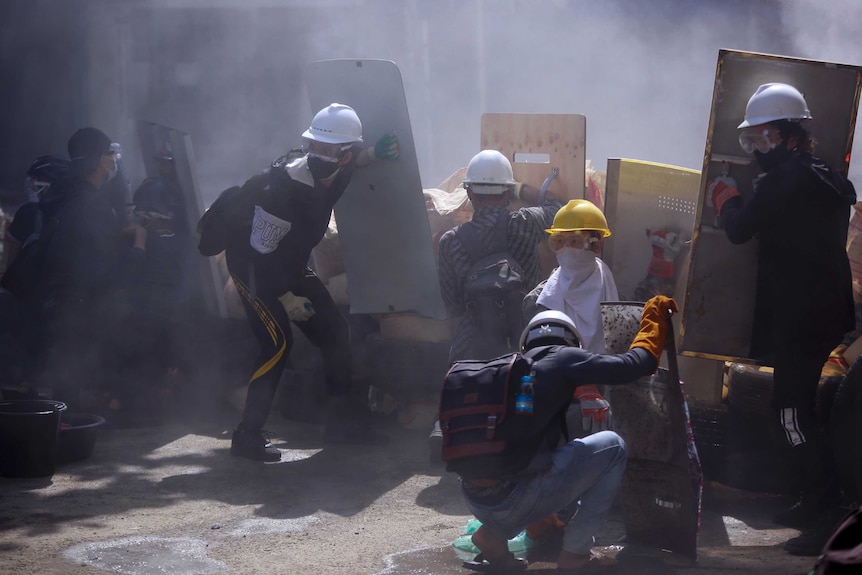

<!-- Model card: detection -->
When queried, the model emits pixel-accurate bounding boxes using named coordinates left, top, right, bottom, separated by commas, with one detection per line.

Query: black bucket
left=0, top=400, right=67, bottom=478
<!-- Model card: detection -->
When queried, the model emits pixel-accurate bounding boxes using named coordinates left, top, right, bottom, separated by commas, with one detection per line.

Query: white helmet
left=737, top=83, right=812, bottom=129
left=463, top=150, right=517, bottom=195
left=520, top=310, right=583, bottom=351
left=302, top=103, right=363, bottom=144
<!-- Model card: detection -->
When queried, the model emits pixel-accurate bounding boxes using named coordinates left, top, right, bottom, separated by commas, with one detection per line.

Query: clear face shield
left=109, top=142, right=123, bottom=161
left=24, top=177, right=51, bottom=201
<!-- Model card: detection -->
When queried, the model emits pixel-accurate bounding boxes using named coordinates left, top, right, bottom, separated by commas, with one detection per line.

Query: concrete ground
left=0, top=395, right=820, bottom=575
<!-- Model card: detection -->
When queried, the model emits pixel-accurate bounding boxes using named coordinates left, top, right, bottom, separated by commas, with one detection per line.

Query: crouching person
left=441, top=295, right=676, bottom=573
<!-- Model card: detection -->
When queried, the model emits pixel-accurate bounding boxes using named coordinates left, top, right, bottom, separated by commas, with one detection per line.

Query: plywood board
left=306, top=59, right=446, bottom=319
left=681, top=50, right=862, bottom=362
left=480, top=113, right=586, bottom=200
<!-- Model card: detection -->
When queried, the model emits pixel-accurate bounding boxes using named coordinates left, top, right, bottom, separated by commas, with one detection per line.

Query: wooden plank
left=480, top=113, right=585, bottom=200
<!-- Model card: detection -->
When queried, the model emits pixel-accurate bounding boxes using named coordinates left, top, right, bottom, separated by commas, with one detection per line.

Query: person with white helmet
left=460, top=296, right=677, bottom=573
left=438, top=149, right=563, bottom=363
left=217, top=103, right=400, bottom=461
left=707, top=83, right=857, bottom=555
left=430, top=150, right=563, bottom=461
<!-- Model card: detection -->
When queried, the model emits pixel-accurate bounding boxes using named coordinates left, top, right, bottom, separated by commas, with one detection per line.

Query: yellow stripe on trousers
left=231, top=274, right=287, bottom=383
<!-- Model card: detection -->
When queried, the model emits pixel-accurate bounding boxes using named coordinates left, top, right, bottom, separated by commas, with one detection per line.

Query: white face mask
left=555, top=247, right=598, bottom=286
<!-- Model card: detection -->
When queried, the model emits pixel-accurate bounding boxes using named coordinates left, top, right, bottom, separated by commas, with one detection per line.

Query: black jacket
left=224, top=155, right=355, bottom=297
left=721, top=153, right=856, bottom=358
left=39, top=176, right=143, bottom=309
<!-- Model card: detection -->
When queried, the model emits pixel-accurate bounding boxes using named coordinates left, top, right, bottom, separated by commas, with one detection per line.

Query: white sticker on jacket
left=250, top=205, right=291, bottom=254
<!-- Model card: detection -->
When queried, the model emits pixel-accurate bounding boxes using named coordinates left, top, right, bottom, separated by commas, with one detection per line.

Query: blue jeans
left=462, top=430, right=627, bottom=555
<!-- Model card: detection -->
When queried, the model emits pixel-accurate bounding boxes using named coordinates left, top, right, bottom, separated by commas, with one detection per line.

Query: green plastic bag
left=452, top=518, right=534, bottom=555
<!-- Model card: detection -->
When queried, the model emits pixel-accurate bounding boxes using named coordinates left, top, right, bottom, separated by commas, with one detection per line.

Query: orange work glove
left=706, top=176, right=741, bottom=215
left=630, top=295, right=679, bottom=362
left=573, top=384, right=613, bottom=433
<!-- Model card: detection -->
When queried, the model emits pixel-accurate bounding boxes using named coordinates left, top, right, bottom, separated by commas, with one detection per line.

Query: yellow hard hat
left=546, top=199, right=611, bottom=237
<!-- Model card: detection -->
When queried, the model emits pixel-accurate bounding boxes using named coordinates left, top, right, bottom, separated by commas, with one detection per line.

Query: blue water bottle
left=515, top=373, right=534, bottom=415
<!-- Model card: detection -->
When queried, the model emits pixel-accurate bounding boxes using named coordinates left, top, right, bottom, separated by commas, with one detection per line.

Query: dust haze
left=2, top=0, right=861, bottom=202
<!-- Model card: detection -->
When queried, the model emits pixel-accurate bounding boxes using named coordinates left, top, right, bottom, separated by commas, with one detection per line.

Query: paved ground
left=0, top=397, right=820, bottom=575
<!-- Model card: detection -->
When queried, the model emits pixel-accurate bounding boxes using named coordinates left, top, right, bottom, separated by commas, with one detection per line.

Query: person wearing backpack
left=446, top=296, right=676, bottom=573
left=201, top=103, right=400, bottom=461
left=437, top=149, right=563, bottom=364
left=431, top=149, right=563, bottom=460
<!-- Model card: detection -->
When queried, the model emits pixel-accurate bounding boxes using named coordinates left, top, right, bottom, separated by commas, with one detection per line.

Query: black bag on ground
left=440, top=351, right=555, bottom=480
left=814, top=506, right=862, bottom=574
left=456, top=213, right=527, bottom=359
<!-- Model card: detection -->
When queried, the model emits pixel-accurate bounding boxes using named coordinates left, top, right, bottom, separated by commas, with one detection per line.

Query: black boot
left=784, top=506, right=850, bottom=556
left=773, top=496, right=822, bottom=530
left=230, top=425, right=281, bottom=462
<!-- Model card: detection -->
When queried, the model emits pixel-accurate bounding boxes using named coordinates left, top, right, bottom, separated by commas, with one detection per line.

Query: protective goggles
left=104, top=143, right=123, bottom=161
left=302, top=139, right=351, bottom=162
left=738, top=128, right=778, bottom=155
left=548, top=231, right=601, bottom=252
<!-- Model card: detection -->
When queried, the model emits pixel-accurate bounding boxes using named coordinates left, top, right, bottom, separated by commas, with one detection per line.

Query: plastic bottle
left=515, top=373, right=534, bottom=415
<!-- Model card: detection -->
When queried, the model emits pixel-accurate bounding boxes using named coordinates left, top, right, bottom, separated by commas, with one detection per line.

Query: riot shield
left=137, top=121, right=226, bottom=317
left=680, top=49, right=862, bottom=362
left=305, top=59, right=446, bottom=319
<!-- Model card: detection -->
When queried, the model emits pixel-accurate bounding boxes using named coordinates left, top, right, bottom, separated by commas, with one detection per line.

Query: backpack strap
left=457, top=211, right=510, bottom=264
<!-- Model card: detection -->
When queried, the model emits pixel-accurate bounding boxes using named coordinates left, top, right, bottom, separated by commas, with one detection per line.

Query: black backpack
left=456, top=213, right=527, bottom=359
left=0, top=212, right=57, bottom=304
left=439, top=349, right=563, bottom=480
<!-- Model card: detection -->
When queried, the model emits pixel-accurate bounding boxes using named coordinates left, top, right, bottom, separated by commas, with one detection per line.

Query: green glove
left=372, top=133, right=400, bottom=161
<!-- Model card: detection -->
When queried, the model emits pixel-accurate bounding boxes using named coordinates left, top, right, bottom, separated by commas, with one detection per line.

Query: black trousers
left=232, top=268, right=350, bottom=431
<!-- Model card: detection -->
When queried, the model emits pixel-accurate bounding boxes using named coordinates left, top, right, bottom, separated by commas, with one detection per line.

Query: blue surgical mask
left=107, top=159, right=119, bottom=181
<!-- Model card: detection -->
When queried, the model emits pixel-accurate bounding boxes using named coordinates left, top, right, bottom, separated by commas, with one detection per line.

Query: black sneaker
left=773, top=498, right=820, bottom=530
left=230, top=427, right=281, bottom=462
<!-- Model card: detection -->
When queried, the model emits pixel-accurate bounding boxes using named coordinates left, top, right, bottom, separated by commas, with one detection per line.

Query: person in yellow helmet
left=524, top=199, right=618, bottom=355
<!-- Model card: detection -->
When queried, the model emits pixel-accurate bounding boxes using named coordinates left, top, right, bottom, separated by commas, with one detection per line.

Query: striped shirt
left=438, top=201, right=562, bottom=362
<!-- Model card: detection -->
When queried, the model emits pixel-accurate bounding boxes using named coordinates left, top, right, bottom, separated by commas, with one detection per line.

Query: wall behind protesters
left=1, top=0, right=861, bottom=211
